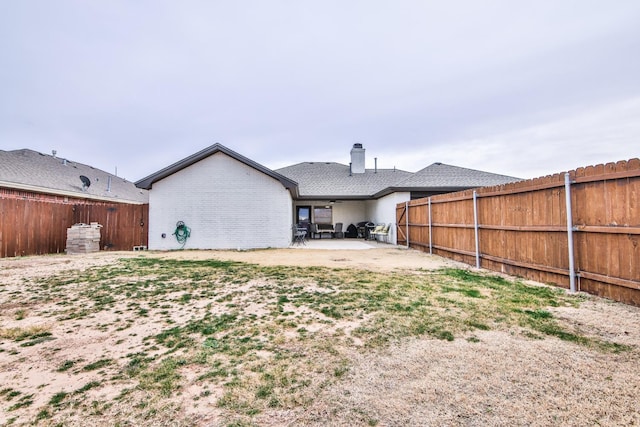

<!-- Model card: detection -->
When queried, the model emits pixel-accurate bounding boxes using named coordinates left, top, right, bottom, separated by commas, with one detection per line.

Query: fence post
left=428, top=197, right=432, bottom=254
left=565, top=173, right=576, bottom=293
left=405, top=201, right=409, bottom=249
left=473, top=191, right=480, bottom=269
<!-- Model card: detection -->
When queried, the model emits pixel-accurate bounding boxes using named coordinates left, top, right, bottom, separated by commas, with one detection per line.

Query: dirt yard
left=0, top=248, right=638, bottom=426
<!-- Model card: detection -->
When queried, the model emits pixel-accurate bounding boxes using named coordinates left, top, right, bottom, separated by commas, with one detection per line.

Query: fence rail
left=0, top=188, right=148, bottom=258
left=397, top=159, right=640, bottom=306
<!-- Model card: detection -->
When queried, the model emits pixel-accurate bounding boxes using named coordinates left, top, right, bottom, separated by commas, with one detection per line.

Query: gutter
left=372, top=186, right=472, bottom=199
left=293, top=195, right=373, bottom=201
left=293, top=186, right=475, bottom=201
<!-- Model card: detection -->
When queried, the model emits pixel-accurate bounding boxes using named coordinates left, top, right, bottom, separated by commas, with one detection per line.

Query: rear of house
left=136, top=144, right=297, bottom=250
left=277, top=144, right=520, bottom=245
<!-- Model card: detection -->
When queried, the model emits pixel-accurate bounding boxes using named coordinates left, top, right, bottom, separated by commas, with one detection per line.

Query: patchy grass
left=82, top=358, right=113, bottom=372
left=48, top=391, right=68, bottom=407
left=6, top=394, right=34, bottom=412
left=56, top=359, right=77, bottom=372
left=0, top=254, right=636, bottom=426
left=0, top=325, right=52, bottom=342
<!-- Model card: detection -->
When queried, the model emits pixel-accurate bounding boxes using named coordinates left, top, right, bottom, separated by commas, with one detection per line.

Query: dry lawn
left=0, top=248, right=638, bottom=426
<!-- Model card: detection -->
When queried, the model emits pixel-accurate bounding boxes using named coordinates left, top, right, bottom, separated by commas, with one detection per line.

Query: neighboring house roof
left=0, top=149, right=148, bottom=204
left=276, top=161, right=520, bottom=199
left=135, top=143, right=299, bottom=196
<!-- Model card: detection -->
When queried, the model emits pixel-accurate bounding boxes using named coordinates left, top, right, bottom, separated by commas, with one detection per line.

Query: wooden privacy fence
left=397, top=159, right=640, bottom=306
left=0, top=188, right=149, bottom=258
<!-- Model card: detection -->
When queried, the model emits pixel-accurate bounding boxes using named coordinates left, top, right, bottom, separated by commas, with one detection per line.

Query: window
left=296, top=206, right=311, bottom=226
left=313, top=206, right=332, bottom=224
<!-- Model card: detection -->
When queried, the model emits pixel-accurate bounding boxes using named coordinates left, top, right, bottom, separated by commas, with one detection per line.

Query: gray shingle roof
left=0, top=149, right=148, bottom=203
left=275, top=162, right=413, bottom=198
left=395, top=162, right=520, bottom=188
left=276, top=161, right=520, bottom=198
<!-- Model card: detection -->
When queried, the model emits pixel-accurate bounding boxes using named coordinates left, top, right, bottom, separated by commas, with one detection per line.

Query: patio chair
left=376, top=223, right=391, bottom=243
left=333, top=223, right=344, bottom=239
left=369, top=224, right=385, bottom=241
left=292, top=225, right=307, bottom=245
left=309, top=223, right=319, bottom=239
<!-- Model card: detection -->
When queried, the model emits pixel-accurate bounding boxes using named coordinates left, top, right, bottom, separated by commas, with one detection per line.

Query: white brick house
left=136, top=143, right=519, bottom=249
left=135, top=144, right=297, bottom=250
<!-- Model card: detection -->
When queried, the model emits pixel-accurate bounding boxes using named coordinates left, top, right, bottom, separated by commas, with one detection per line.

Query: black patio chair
left=333, top=223, right=344, bottom=239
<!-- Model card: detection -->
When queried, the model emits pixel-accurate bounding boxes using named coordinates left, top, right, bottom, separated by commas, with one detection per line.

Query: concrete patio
left=290, top=238, right=395, bottom=250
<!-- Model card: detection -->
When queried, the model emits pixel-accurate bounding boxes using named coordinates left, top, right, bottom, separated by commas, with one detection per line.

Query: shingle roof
left=394, top=162, right=520, bottom=189
left=0, top=149, right=148, bottom=203
left=276, top=161, right=519, bottom=198
left=275, top=162, right=413, bottom=198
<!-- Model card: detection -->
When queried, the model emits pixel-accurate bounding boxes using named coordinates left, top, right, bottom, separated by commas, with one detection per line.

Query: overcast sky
left=1, top=1, right=639, bottom=182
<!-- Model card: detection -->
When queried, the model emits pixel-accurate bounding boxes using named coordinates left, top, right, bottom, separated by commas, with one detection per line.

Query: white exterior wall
left=366, top=192, right=410, bottom=244
left=333, top=201, right=368, bottom=227
left=148, top=152, right=293, bottom=250
left=292, top=193, right=409, bottom=244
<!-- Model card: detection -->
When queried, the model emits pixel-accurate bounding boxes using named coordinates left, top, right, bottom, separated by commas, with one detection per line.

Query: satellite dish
left=80, top=175, right=91, bottom=189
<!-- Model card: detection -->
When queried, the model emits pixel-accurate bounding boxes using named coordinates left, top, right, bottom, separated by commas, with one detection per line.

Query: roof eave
left=373, top=186, right=475, bottom=198
left=0, top=180, right=147, bottom=204
left=294, top=194, right=373, bottom=201
left=134, top=143, right=299, bottom=194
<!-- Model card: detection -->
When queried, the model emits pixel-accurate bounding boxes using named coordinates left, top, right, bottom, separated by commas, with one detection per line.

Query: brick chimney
left=350, top=143, right=365, bottom=174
